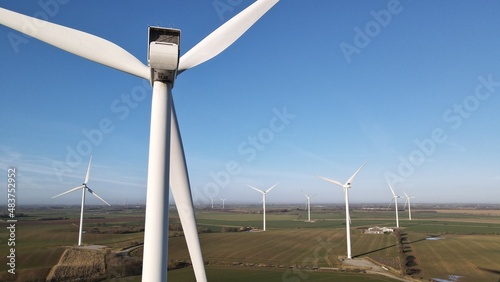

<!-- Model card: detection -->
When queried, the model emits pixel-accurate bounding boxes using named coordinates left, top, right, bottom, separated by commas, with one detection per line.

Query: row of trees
left=394, top=229, right=421, bottom=276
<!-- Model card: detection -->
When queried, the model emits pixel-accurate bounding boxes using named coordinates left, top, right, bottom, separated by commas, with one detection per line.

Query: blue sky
left=1, top=0, right=500, bottom=207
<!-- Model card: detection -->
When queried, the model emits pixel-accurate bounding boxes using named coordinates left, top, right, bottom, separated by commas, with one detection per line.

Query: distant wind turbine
left=301, top=190, right=317, bottom=222
left=52, top=156, right=110, bottom=246
left=387, top=181, right=400, bottom=228
left=220, top=198, right=227, bottom=209
left=249, top=184, right=278, bottom=231
left=403, top=192, right=416, bottom=220
left=209, top=197, right=214, bottom=209
left=317, top=162, right=367, bottom=259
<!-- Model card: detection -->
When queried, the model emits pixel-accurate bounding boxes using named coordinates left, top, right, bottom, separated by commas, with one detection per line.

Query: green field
left=1, top=205, right=500, bottom=281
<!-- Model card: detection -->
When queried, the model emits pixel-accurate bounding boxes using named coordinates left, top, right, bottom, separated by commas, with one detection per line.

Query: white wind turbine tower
left=387, top=181, right=400, bottom=228
left=220, top=198, right=227, bottom=209
left=209, top=197, right=214, bottom=209
left=249, top=184, right=278, bottom=231
left=52, top=156, right=110, bottom=246
left=301, top=190, right=317, bottom=222
left=0, top=1, right=280, bottom=281
left=403, top=192, right=416, bottom=220
left=317, top=162, right=367, bottom=259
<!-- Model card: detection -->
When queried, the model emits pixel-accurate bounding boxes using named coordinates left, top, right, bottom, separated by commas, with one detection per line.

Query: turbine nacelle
left=148, top=27, right=180, bottom=84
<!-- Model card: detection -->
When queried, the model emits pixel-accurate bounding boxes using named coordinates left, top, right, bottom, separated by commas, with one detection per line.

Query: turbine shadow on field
left=407, top=237, right=428, bottom=244
left=353, top=243, right=397, bottom=258
left=477, top=267, right=500, bottom=275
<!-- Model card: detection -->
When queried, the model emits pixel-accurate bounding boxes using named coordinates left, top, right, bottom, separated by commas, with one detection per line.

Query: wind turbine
left=387, top=181, right=400, bottom=228
left=403, top=192, right=415, bottom=220
left=220, top=198, right=227, bottom=209
left=0, top=1, right=280, bottom=281
left=209, top=197, right=214, bottom=209
left=317, top=162, right=366, bottom=259
left=301, top=190, right=317, bottom=222
left=249, top=184, right=278, bottom=231
left=52, top=156, right=110, bottom=246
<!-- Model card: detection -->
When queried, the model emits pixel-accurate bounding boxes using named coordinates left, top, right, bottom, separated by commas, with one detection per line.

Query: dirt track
left=342, top=258, right=412, bottom=282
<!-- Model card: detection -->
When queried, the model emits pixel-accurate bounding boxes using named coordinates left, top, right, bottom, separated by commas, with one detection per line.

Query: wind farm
left=2, top=1, right=500, bottom=282
left=2, top=203, right=500, bottom=281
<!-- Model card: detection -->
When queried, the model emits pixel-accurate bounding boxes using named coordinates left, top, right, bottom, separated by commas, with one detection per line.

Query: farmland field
left=404, top=233, right=500, bottom=282
left=167, top=265, right=401, bottom=282
left=1, top=204, right=500, bottom=281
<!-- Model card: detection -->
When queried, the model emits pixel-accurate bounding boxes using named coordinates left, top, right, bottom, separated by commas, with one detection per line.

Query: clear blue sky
left=1, top=0, right=500, bottom=206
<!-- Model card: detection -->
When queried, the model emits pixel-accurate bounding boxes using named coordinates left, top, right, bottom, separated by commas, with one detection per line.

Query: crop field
left=0, top=207, right=145, bottom=281
left=170, top=229, right=345, bottom=267
left=166, top=265, right=400, bottom=282
left=1, top=205, right=500, bottom=281
left=404, top=233, right=500, bottom=282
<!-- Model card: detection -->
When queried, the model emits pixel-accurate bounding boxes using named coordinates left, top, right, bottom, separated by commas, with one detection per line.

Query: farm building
left=365, top=226, right=394, bottom=234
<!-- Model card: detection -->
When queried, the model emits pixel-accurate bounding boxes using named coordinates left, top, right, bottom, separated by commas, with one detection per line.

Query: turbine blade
left=316, top=175, right=344, bottom=188
left=0, top=8, right=150, bottom=80
left=403, top=198, right=408, bottom=210
left=386, top=200, right=394, bottom=211
left=52, top=185, right=84, bottom=198
left=84, top=155, right=92, bottom=184
left=169, top=101, right=207, bottom=282
left=387, top=181, right=397, bottom=197
left=87, top=188, right=111, bottom=206
left=346, top=161, right=367, bottom=185
left=248, top=185, right=264, bottom=194
left=265, top=183, right=278, bottom=193
left=178, top=0, right=279, bottom=72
